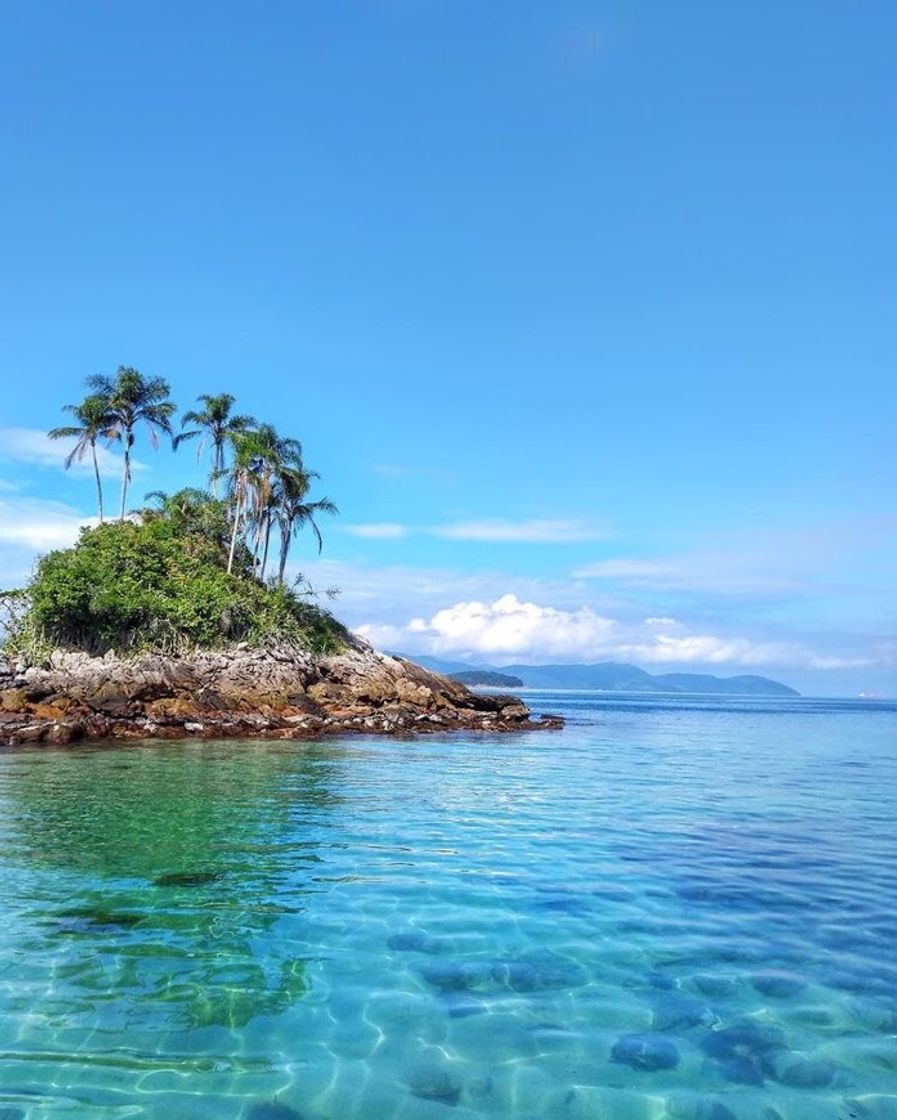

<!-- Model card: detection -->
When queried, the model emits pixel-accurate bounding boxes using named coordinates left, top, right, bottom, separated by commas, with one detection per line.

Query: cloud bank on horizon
left=355, top=593, right=875, bottom=673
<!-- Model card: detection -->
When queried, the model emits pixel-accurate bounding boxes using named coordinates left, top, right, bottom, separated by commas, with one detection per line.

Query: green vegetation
left=449, top=670, right=525, bottom=688
left=48, top=393, right=118, bottom=522
left=4, top=509, right=346, bottom=661
left=86, top=366, right=178, bottom=521
left=173, top=392, right=255, bottom=498
left=2, top=366, right=343, bottom=662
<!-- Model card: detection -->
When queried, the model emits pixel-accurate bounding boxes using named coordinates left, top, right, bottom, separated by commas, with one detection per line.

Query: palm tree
left=223, top=429, right=267, bottom=575
left=87, top=367, right=177, bottom=521
left=248, top=424, right=304, bottom=579
left=274, top=467, right=337, bottom=585
left=48, top=394, right=118, bottom=522
left=141, top=488, right=230, bottom=548
left=141, top=486, right=214, bottom=525
left=174, top=394, right=255, bottom=496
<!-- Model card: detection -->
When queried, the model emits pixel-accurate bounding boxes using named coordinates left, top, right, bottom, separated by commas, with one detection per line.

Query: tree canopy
left=43, top=369, right=336, bottom=587
left=4, top=515, right=346, bottom=661
left=2, top=370, right=343, bottom=663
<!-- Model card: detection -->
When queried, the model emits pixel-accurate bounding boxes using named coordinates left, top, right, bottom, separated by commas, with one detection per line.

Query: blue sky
left=1, top=1, right=894, bottom=695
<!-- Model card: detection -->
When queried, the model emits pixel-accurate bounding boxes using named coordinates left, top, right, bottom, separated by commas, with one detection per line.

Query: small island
left=450, top=670, right=525, bottom=689
left=0, top=369, right=559, bottom=746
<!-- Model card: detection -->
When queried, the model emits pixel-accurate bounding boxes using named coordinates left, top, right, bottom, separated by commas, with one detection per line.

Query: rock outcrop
left=0, top=639, right=562, bottom=746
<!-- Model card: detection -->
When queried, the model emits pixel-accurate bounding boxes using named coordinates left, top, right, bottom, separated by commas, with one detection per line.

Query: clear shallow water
left=0, top=692, right=896, bottom=1120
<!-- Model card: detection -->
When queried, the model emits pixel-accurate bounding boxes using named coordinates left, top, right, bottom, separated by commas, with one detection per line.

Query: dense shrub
left=3, top=519, right=346, bottom=662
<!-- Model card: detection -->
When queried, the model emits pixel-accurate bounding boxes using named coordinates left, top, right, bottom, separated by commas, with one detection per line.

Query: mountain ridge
left=404, top=655, right=799, bottom=697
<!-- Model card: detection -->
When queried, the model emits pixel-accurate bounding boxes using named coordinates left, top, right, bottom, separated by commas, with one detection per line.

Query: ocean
left=0, top=691, right=895, bottom=1119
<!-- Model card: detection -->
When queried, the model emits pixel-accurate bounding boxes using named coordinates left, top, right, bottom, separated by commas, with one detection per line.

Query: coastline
left=0, top=642, right=563, bottom=746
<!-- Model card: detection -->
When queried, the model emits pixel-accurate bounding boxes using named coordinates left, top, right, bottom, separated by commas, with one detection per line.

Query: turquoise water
left=1, top=692, right=896, bottom=1120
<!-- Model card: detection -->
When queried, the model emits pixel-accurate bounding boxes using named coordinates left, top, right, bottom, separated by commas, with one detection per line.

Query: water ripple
left=0, top=693, right=894, bottom=1118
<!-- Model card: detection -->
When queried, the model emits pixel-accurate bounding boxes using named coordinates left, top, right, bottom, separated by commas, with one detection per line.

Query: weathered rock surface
left=0, top=639, right=562, bottom=746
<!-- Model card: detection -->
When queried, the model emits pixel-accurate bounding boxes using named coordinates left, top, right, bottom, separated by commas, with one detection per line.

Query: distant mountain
left=450, top=670, right=524, bottom=688
left=651, top=673, right=799, bottom=697
left=499, top=662, right=657, bottom=691
left=499, top=662, right=799, bottom=696
left=395, top=654, right=799, bottom=697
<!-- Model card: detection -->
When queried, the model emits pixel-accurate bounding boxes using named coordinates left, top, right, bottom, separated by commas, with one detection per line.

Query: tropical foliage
left=173, top=393, right=255, bottom=496
left=3, top=518, right=346, bottom=661
left=44, top=367, right=336, bottom=586
left=48, top=394, right=118, bottom=522
left=1, top=368, right=343, bottom=661
left=85, top=366, right=177, bottom=520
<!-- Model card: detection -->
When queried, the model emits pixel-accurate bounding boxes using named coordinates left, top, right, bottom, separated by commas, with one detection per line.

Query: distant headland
left=416, top=656, right=799, bottom=697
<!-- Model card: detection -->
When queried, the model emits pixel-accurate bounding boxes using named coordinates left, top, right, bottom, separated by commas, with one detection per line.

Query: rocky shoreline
left=0, top=641, right=563, bottom=746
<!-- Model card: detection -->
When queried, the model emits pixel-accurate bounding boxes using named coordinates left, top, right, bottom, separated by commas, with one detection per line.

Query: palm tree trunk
left=91, top=439, right=104, bottom=523
left=251, top=517, right=262, bottom=575
left=278, top=518, right=293, bottom=585
left=227, top=480, right=244, bottom=574
left=119, top=440, right=130, bottom=521
left=212, top=441, right=221, bottom=498
left=260, top=515, right=272, bottom=581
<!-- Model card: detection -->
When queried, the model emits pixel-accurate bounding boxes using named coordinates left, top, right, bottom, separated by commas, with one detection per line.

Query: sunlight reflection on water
left=0, top=692, right=895, bottom=1119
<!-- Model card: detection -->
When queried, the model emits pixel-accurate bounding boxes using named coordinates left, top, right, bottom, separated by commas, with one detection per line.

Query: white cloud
left=0, top=427, right=142, bottom=480
left=618, top=633, right=801, bottom=667
left=434, top=519, right=609, bottom=543
left=343, top=523, right=408, bottom=539
left=357, top=593, right=619, bottom=660
left=354, top=592, right=875, bottom=671
left=805, top=654, right=877, bottom=671
left=0, top=498, right=95, bottom=552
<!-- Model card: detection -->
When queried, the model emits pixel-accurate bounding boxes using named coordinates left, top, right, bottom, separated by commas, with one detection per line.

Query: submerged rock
left=611, top=1032, right=680, bottom=1072
left=700, top=1019, right=787, bottom=1085
left=405, top=1063, right=462, bottom=1106
left=443, top=993, right=487, bottom=1018
left=420, top=960, right=488, bottom=994
left=717, top=1055, right=765, bottom=1086
left=386, top=930, right=452, bottom=954
left=845, top=997, right=897, bottom=1033
left=773, top=1055, right=836, bottom=1088
left=387, top=931, right=430, bottom=951
left=690, top=974, right=739, bottom=999
left=665, top=1095, right=737, bottom=1120
left=751, top=970, right=807, bottom=998
left=246, top=1103, right=304, bottom=1120
left=154, top=870, right=220, bottom=888
left=652, top=992, right=716, bottom=1031
left=421, top=951, right=586, bottom=997
left=491, top=953, right=588, bottom=993
left=55, top=906, right=144, bottom=931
